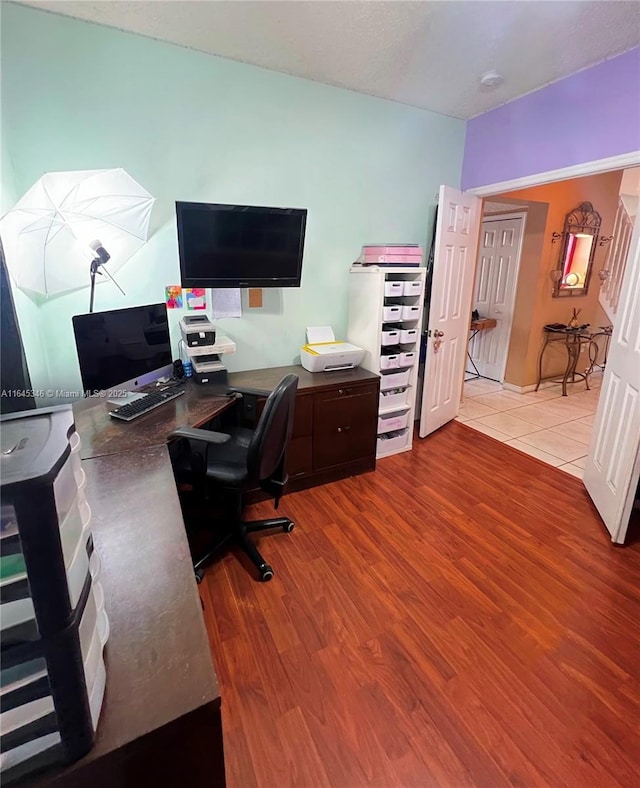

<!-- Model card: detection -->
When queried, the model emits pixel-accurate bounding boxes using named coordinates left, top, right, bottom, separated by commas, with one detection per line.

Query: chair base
left=193, top=517, right=294, bottom=583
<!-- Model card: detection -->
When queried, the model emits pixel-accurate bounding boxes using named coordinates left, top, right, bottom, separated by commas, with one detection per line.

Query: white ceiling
left=17, top=0, right=640, bottom=119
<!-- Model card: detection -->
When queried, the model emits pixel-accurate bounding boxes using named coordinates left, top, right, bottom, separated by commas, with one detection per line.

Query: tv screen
left=72, top=303, right=172, bottom=393
left=176, top=202, right=307, bottom=288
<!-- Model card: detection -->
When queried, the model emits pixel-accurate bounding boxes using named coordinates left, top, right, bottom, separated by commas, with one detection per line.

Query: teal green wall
left=1, top=3, right=465, bottom=400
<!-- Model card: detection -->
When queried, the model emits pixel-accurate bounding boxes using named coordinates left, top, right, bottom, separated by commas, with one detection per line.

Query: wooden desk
left=28, top=447, right=225, bottom=787
left=27, top=365, right=377, bottom=786
left=74, top=383, right=235, bottom=460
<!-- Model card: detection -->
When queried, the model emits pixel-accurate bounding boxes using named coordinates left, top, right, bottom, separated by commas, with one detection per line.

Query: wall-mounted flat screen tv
left=176, top=201, right=307, bottom=288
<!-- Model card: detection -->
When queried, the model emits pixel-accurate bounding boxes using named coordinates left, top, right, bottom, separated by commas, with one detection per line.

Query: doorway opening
left=459, top=165, right=638, bottom=482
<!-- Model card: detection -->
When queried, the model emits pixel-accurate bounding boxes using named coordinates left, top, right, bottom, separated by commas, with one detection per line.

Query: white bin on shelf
left=401, top=305, right=421, bottom=320
left=377, top=428, right=409, bottom=455
left=381, top=328, right=400, bottom=346
left=382, top=306, right=402, bottom=322
left=403, top=280, right=424, bottom=296
left=377, top=411, right=410, bottom=433
left=399, top=329, right=418, bottom=344
left=384, top=281, right=404, bottom=297
left=379, top=369, right=411, bottom=390
left=380, top=353, right=400, bottom=370
left=379, top=387, right=410, bottom=410
left=399, top=351, right=416, bottom=367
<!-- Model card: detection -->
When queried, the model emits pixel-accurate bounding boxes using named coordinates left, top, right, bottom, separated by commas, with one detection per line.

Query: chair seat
left=205, top=427, right=253, bottom=486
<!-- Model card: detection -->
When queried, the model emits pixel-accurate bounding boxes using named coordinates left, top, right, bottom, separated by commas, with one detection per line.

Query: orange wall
left=496, top=171, right=621, bottom=388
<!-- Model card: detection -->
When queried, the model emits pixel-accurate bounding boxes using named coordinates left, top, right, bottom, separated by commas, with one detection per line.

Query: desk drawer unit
left=313, top=383, right=378, bottom=470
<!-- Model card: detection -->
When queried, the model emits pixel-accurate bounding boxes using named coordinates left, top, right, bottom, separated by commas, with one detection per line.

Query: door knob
left=435, top=330, right=445, bottom=338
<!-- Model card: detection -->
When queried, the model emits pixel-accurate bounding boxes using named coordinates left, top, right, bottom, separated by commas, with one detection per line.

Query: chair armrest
left=228, top=386, right=272, bottom=398
left=168, top=426, right=231, bottom=444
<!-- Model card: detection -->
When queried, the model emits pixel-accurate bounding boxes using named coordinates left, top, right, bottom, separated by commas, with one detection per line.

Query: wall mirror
left=551, top=202, right=601, bottom=297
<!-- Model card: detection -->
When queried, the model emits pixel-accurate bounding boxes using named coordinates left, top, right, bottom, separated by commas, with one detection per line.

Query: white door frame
left=472, top=210, right=527, bottom=382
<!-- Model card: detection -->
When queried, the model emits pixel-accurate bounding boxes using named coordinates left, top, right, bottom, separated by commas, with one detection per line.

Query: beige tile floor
left=458, top=372, right=603, bottom=480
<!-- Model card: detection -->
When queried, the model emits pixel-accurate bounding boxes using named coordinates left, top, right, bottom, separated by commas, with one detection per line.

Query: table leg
left=535, top=334, right=551, bottom=392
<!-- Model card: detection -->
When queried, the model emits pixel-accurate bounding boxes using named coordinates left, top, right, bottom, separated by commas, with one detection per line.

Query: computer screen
left=72, top=303, right=173, bottom=394
left=176, top=202, right=307, bottom=288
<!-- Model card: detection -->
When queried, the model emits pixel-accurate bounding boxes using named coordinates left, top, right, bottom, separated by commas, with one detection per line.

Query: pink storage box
left=364, top=254, right=423, bottom=264
left=363, top=245, right=422, bottom=255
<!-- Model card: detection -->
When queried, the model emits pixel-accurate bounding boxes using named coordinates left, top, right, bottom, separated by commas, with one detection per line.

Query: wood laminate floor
left=200, top=421, right=640, bottom=787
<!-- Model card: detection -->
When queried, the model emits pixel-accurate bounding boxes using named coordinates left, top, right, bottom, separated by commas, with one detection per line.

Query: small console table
left=535, top=325, right=612, bottom=397
left=466, top=318, right=497, bottom=381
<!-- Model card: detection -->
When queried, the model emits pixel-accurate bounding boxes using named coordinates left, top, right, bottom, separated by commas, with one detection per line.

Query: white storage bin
left=379, top=368, right=411, bottom=391
left=377, top=411, right=410, bottom=434
left=382, top=305, right=402, bottom=322
left=401, top=305, right=421, bottom=320
left=69, top=432, right=83, bottom=487
left=59, top=499, right=85, bottom=567
left=381, top=328, right=400, bottom=346
left=66, top=536, right=90, bottom=610
left=403, top=280, right=424, bottom=297
left=384, top=281, right=404, bottom=297
left=88, top=657, right=106, bottom=730
left=377, top=428, right=409, bottom=455
left=399, top=351, right=416, bottom=367
left=399, top=329, right=418, bottom=344
left=380, top=353, right=400, bottom=370
left=53, top=457, right=80, bottom=525
left=379, top=387, right=409, bottom=410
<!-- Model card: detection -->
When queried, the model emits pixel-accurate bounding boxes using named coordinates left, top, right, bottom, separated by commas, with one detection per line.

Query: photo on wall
left=185, top=288, right=207, bottom=310
left=165, top=285, right=183, bottom=309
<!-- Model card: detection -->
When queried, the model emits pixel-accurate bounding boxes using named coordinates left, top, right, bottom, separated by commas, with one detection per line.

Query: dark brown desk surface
left=30, top=447, right=223, bottom=787
left=31, top=364, right=377, bottom=785
left=228, top=363, right=378, bottom=394
left=74, top=383, right=236, bottom=461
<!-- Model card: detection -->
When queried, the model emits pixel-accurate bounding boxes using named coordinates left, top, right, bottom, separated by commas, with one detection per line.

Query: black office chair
left=169, top=374, right=298, bottom=582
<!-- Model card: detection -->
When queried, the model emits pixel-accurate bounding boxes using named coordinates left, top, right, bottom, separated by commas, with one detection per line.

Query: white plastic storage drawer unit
left=399, top=329, right=418, bottom=344
left=381, top=328, right=401, bottom=346
left=382, top=305, right=402, bottom=322
left=384, top=281, right=404, bottom=297
left=403, top=280, right=423, bottom=296
left=380, top=353, right=400, bottom=370
left=379, top=369, right=411, bottom=391
left=398, top=351, right=416, bottom=367
left=379, top=387, right=410, bottom=410
left=401, top=305, right=421, bottom=320
left=377, top=411, right=410, bottom=434
left=377, top=428, right=410, bottom=455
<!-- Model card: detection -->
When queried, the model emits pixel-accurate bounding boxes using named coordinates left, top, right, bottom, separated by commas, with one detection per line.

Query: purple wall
left=462, top=47, right=640, bottom=190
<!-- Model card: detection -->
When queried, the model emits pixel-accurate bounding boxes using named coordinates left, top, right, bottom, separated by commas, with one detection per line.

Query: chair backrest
left=247, top=374, right=299, bottom=483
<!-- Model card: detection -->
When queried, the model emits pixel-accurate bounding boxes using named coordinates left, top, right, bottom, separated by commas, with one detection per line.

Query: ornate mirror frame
left=551, top=202, right=601, bottom=298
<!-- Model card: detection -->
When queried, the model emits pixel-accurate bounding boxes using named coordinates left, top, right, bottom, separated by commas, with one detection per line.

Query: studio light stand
left=88, top=242, right=125, bottom=313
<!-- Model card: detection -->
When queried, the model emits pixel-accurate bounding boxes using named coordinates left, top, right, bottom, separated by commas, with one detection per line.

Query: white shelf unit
left=347, top=265, right=426, bottom=459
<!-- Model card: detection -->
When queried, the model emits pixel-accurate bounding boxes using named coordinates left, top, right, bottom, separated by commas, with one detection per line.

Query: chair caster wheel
left=260, top=565, right=274, bottom=582
left=195, top=569, right=205, bottom=584
left=283, top=521, right=295, bottom=533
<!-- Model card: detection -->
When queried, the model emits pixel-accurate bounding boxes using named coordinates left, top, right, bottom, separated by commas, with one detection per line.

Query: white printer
left=300, top=326, right=365, bottom=373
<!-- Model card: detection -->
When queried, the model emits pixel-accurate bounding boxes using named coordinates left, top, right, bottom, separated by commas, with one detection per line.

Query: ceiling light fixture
left=479, top=71, right=504, bottom=90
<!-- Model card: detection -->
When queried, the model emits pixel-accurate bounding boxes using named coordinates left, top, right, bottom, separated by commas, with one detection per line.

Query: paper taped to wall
left=212, top=288, right=242, bottom=318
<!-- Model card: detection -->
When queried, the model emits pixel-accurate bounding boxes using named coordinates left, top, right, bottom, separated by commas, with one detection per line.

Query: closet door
left=468, top=216, right=524, bottom=382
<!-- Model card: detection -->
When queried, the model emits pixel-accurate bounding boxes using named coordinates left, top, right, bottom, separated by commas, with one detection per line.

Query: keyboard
left=109, top=387, right=186, bottom=422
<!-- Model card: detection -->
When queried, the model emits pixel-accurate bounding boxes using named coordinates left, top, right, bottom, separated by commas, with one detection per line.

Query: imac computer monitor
left=72, top=303, right=173, bottom=395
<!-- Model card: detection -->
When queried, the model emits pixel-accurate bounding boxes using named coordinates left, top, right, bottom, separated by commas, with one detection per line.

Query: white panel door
left=468, top=216, right=523, bottom=381
left=583, top=216, right=640, bottom=543
left=419, top=185, right=482, bottom=438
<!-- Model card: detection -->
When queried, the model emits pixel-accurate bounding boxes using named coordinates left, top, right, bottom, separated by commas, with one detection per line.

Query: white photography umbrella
left=0, top=168, right=155, bottom=300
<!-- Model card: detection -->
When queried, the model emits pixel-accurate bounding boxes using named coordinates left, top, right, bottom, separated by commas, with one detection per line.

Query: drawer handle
left=338, top=388, right=351, bottom=395
left=337, top=426, right=351, bottom=433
